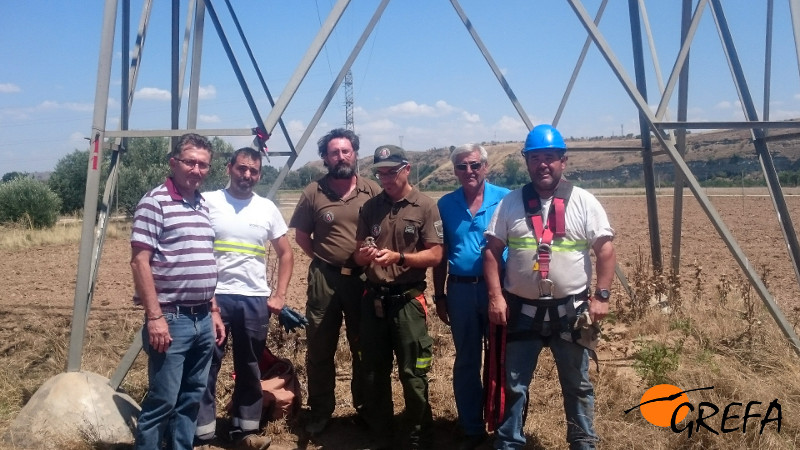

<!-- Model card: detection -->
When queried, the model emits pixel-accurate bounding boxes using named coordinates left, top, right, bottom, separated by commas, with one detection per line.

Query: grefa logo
left=377, top=147, right=391, bottom=159
left=625, top=384, right=781, bottom=439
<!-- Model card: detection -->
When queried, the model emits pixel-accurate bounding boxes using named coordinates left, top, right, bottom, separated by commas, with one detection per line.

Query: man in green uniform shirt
left=354, top=145, right=443, bottom=450
left=289, top=128, right=380, bottom=435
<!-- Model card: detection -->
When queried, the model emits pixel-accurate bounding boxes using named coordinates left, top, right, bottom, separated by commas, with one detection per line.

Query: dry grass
left=2, top=231, right=800, bottom=448
left=0, top=216, right=131, bottom=251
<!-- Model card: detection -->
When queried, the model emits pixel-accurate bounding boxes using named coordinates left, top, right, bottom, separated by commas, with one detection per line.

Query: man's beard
left=329, top=161, right=357, bottom=179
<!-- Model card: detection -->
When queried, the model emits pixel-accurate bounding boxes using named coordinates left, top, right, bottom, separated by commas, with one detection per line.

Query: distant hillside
left=306, top=127, right=800, bottom=189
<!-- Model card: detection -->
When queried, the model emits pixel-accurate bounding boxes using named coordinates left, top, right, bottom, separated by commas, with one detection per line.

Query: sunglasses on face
left=455, top=161, right=483, bottom=171
left=175, top=158, right=210, bottom=171
left=374, top=164, right=407, bottom=179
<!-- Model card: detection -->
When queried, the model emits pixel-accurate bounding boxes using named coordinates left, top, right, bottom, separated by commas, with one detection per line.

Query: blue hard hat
left=523, top=124, right=567, bottom=153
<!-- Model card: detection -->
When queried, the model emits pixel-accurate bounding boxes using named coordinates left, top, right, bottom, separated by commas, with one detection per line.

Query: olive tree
left=0, top=177, right=62, bottom=228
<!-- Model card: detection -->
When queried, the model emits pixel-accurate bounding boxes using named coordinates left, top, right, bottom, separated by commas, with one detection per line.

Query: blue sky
left=1, top=1, right=799, bottom=176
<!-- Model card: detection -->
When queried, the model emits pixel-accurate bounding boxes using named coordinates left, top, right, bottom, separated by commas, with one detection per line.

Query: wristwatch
left=594, top=289, right=611, bottom=301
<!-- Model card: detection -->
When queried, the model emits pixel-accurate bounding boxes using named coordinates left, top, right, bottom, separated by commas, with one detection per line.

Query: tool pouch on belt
left=506, top=291, right=600, bottom=371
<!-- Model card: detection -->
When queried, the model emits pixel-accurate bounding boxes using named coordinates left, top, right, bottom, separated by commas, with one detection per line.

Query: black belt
left=449, top=274, right=485, bottom=284
left=505, top=290, right=589, bottom=306
left=160, top=302, right=210, bottom=315
left=317, top=258, right=363, bottom=276
left=367, top=281, right=426, bottom=297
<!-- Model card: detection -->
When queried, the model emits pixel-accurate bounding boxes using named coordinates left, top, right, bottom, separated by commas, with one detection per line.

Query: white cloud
left=382, top=100, right=464, bottom=118
left=359, top=118, right=397, bottom=133
left=492, top=115, right=526, bottom=133
left=0, top=83, right=21, bottom=93
left=198, top=85, right=216, bottom=100
left=715, top=100, right=732, bottom=110
left=1, top=101, right=93, bottom=119
left=433, top=100, right=456, bottom=114
left=461, top=111, right=481, bottom=123
left=136, top=87, right=171, bottom=100
left=198, top=114, right=220, bottom=123
left=287, top=119, right=306, bottom=134
left=387, top=101, right=437, bottom=117
left=38, top=101, right=93, bottom=112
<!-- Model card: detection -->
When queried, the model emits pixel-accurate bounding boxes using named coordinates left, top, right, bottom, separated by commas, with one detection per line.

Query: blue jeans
left=135, top=310, right=215, bottom=450
left=446, top=279, right=489, bottom=436
left=197, top=294, right=270, bottom=439
left=494, top=324, right=597, bottom=450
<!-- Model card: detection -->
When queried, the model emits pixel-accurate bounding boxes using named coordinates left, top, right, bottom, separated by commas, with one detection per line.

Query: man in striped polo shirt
left=130, top=133, right=226, bottom=450
left=195, top=147, right=293, bottom=450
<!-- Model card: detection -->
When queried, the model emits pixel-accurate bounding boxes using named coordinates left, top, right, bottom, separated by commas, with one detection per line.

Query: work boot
left=193, top=436, right=221, bottom=449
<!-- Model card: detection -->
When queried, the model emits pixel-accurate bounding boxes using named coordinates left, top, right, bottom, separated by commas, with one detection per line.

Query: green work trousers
left=360, top=286, right=434, bottom=447
left=305, top=259, right=366, bottom=419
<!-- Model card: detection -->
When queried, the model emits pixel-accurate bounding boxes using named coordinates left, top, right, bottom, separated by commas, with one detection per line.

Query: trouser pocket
left=414, top=334, right=433, bottom=376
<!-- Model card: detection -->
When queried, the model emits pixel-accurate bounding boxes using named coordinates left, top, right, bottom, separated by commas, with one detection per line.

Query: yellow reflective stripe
left=416, top=356, right=432, bottom=369
left=552, top=239, right=589, bottom=252
left=508, top=237, right=537, bottom=249
left=507, top=237, right=588, bottom=252
left=213, top=240, right=266, bottom=257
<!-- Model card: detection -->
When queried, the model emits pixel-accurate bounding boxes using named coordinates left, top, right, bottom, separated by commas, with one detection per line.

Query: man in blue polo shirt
left=433, top=143, right=509, bottom=450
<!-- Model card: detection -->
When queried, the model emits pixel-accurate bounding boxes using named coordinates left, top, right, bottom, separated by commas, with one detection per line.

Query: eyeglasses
left=455, top=161, right=483, bottom=172
left=373, top=164, right=407, bottom=179
left=175, top=158, right=210, bottom=171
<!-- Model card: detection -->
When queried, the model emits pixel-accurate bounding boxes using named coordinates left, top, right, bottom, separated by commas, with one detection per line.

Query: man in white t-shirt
left=484, top=125, right=615, bottom=450
left=195, top=147, right=294, bottom=450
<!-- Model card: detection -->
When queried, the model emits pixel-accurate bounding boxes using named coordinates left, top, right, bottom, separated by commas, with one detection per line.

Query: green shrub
left=0, top=177, right=62, bottom=228
left=47, top=149, right=90, bottom=214
left=633, top=340, right=681, bottom=385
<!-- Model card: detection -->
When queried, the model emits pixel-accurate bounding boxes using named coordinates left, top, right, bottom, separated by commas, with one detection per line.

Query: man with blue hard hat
left=484, top=124, right=616, bottom=449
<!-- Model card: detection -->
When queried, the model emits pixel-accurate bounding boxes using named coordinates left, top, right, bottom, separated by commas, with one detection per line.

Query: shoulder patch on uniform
left=404, top=224, right=415, bottom=234
left=371, top=224, right=381, bottom=237
left=434, top=220, right=443, bottom=238
left=322, top=211, right=334, bottom=223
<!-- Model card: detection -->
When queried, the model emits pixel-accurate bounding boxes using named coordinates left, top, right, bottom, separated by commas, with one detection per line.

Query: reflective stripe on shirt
left=213, top=239, right=266, bottom=257
left=507, top=237, right=588, bottom=252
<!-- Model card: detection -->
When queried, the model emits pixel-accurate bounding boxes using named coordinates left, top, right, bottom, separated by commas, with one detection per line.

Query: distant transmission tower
left=344, top=69, right=354, bottom=131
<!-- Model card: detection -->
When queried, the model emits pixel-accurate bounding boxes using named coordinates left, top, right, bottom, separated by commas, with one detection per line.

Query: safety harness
left=523, top=179, right=572, bottom=294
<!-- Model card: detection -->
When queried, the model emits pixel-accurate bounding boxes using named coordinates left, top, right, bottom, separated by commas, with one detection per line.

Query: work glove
left=278, top=306, right=309, bottom=333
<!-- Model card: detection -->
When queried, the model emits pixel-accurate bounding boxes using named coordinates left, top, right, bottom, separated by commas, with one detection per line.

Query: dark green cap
left=373, top=145, right=408, bottom=168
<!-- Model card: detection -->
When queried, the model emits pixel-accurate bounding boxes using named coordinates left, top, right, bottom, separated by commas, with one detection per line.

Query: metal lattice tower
left=345, top=69, right=354, bottom=131
left=64, top=0, right=800, bottom=392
